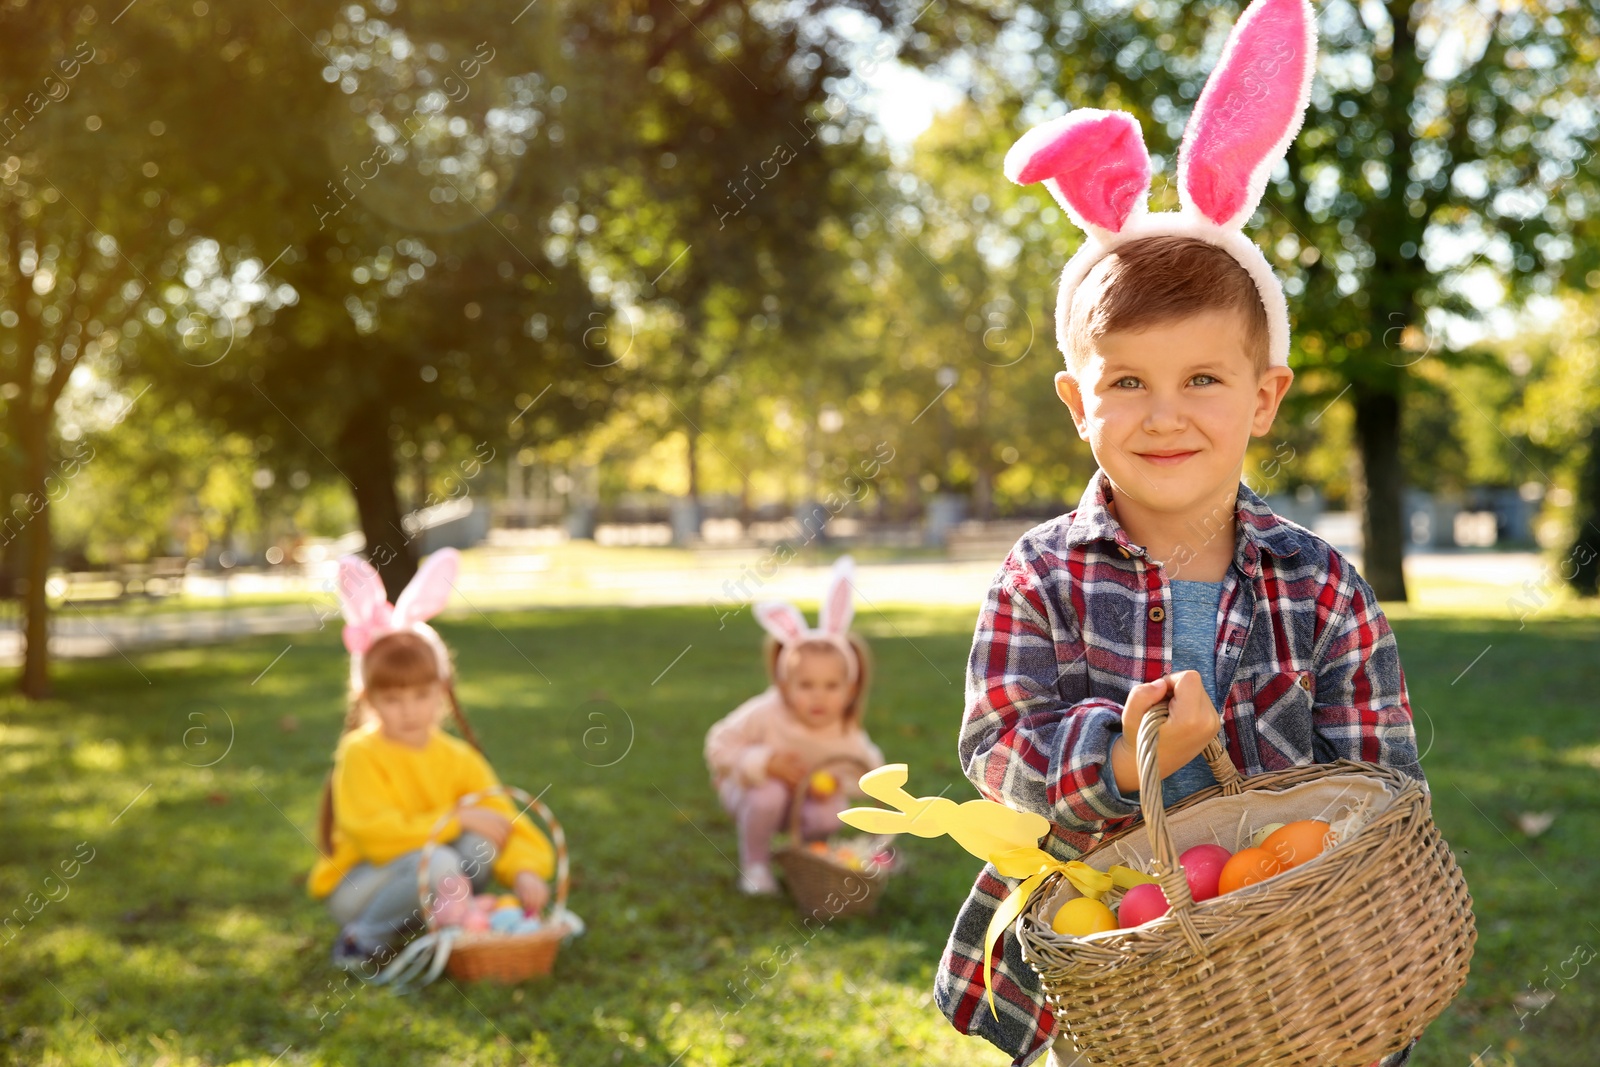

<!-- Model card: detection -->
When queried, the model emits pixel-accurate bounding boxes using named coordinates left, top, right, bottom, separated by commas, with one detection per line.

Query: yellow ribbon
left=981, top=848, right=1157, bottom=1019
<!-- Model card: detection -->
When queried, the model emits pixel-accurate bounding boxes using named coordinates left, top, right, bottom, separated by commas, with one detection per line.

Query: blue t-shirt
left=1108, top=578, right=1224, bottom=811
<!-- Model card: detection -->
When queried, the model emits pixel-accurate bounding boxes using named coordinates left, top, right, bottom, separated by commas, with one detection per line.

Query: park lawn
left=0, top=599, right=1596, bottom=1067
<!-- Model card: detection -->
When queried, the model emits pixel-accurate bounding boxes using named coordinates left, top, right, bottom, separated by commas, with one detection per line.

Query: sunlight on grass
left=2, top=605, right=1597, bottom=1065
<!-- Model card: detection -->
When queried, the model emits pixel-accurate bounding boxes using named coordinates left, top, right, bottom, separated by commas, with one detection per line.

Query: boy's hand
left=514, top=870, right=550, bottom=916
left=456, top=805, right=512, bottom=848
left=766, top=750, right=808, bottom=787
left=1109, top=672, right=1222, bottom=794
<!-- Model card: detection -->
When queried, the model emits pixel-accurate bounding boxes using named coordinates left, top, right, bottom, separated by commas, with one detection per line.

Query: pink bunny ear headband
left=754, top=555, right=860, bottom=685
left=337, top=547, right=459, bottom=692
left=1004, top=0, right=1317, bottom=370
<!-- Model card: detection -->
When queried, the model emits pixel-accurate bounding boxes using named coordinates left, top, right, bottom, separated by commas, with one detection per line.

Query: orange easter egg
left=1217, top=847, right=1284, bottom=894
left=1261, top=820, right=1331, bottom=871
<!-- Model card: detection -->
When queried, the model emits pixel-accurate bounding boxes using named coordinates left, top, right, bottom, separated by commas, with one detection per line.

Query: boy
left=933, top=232, right=1426, bottom=1067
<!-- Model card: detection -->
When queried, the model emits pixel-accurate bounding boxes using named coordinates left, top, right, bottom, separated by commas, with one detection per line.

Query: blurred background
left=1, top=2, right=1597, bottom=1066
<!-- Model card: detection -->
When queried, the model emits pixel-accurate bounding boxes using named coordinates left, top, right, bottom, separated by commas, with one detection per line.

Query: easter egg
left=489, top=906, right=524, bottom=933
left=807, top=841, right=830, bottom=855
left=462, top=909, right=491, bottom=932
left=1117, top=883, right=1171, bottom=928
left=1261, top=820, right=1331, bottom=871
left=496, top=894, right=522, bottom=910
left=1179, top=844, right=1233, bottom=902
left=1249, top=822, right=1286, bottom=849
left=809, top=770, right=838, bottom=797
left=513, top=915, right=544, bottom=934
left=473, top=893, right=498, bottom=911
left=431, top=895, right=469, bottom=927
left=1217, top=847, right=1284, bottom=894
left=1050, top=897, right=1119, bottom=936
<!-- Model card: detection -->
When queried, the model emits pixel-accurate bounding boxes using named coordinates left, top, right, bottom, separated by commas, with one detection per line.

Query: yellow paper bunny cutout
left=841, top=762, right=1156, bottom=1019
left=839, top=763, right=1050, bottom=860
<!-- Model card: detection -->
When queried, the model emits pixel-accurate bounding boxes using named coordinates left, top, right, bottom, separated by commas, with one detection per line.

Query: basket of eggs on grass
left=771, top=759, right=898, bottom=919
left=1016, top=704, right=1477, bottom=1067
left=418, top=785, right=581, bottom=982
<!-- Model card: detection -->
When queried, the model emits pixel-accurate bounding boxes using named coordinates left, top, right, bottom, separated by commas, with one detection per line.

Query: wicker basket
left=1016, top=703, right=1476, bottom=1067
left=417, top=784, right=572, bottom=983
left=772, top=758, right=891, bottom=919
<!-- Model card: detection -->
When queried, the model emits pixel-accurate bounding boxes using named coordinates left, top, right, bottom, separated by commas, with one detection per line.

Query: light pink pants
left=717, top=777, right=851, bottom=869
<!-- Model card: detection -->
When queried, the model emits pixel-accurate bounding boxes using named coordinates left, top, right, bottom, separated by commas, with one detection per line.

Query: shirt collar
left=1063, top=468, right=1303, bottom=572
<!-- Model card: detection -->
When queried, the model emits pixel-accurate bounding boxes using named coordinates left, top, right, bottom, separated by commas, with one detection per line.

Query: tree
left=137, top=1, right=610, bottom=601
left=0, top=2, right=216, bottom=696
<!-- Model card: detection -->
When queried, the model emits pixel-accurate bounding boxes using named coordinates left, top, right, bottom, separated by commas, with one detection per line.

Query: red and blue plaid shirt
left=934, top=469, right=1426, bottom=1065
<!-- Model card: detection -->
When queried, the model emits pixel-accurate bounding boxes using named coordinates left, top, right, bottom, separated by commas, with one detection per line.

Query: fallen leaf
left=1516, top=811, right=1556, bottom=838
left=1513, top=989, right=1555, bottom=1013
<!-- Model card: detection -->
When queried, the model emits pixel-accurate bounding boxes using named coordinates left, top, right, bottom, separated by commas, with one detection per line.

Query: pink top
left=704, top=686, right=885, bottom=788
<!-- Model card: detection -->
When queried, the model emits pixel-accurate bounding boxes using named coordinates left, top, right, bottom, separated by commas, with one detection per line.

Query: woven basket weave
left=773, top=758, right=889, bottom=919
left=1017, top=704, right=1476, bottom=1067
left=418, top=784, right=571, bottom=982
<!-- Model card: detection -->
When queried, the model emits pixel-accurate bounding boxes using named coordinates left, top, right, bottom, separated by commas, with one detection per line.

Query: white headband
left=754, top=555, right=861, bottom=685
left=1003, top=0, right=1317, bottom=370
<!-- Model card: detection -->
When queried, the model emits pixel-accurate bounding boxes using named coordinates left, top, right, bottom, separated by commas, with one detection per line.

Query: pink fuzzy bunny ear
left=337, top=555, right=392, bottom=656
left=1178, top=0, right=1317, bottom=229
left=1004, top=110, right=1152, bottom=236
left=392, top=547, right=460, bottom=626
left=818, top=556, right=856, bottom=636
left=754, top=601, right=809, bottom=645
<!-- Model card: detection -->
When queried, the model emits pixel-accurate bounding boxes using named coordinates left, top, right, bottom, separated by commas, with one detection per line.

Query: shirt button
left=1117, top=546, right=1131, bottom=559
left=1297, top=675, right=1312, bottom=691
left=1148, top=606, right=1165, bottom=622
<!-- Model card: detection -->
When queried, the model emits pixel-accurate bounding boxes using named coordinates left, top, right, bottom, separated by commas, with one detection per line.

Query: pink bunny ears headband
left=337, top=547, right=459, bottom=691
left=754, top=556, right=860, bottom=685
left=1004, top=0, right=1316, bottom=370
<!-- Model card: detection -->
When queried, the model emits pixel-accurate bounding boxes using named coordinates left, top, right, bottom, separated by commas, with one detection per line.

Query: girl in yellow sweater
left=309, top=548, right=554, bottom=970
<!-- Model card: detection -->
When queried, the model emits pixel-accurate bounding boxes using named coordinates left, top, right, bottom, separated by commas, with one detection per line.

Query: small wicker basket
left=417, top=784, right=572, bottom=983
left=1017, top=704, right=1476, bottom=1067
left=772, top=758, right=890, bottom=919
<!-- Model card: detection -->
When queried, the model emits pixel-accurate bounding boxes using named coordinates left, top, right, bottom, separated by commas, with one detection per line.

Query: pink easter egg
left=1179, top=844, right=1234, bottom=903
left=462, top=909, right=491, bottom=932
left=431, top=895, right=469, bottom=926
left=1117, top=882, right=1171, bottom=928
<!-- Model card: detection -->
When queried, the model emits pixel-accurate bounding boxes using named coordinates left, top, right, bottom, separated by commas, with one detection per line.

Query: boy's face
left=1054, top=309, right=1294, bottom=520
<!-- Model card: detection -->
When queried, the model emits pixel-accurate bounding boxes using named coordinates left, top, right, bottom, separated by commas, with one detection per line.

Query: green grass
left=1, top=599, right=1597, bottom=1067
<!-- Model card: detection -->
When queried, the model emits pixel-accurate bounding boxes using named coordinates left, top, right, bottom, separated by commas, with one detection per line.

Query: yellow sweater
left=307, top=723, right=555, bottom=899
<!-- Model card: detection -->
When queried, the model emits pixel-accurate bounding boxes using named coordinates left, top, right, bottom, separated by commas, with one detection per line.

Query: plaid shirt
left=934, top=469, right=1426, bottom=1065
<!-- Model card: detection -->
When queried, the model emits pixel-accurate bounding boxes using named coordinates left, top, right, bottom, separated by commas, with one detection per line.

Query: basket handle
left=417, top=784, right=570, bottom=933
left=1132, top=703, right=1237, bottom=961
left=785, top=756, right=875, bottom=841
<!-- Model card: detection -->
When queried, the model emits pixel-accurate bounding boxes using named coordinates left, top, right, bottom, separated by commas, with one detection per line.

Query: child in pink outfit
left=705, top=558, right=885, bottom=894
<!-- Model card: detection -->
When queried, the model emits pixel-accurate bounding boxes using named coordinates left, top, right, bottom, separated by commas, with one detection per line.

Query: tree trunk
left=336, top=401, right=416, bottom=602
left=1351, top=382, right=1408, bottom=601
left=1567, top=420, right=1600, bottom=597
left=18, top=414, right=52, bottom=699
left=686, top=420, right=700, bottom=504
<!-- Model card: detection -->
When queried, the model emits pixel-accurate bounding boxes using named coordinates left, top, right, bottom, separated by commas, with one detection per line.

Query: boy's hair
left=1063, top=235, right=1270, bottom=377
left=763, top=632, right=873, bottom=726
left=316, top=630, right=480, bottom=855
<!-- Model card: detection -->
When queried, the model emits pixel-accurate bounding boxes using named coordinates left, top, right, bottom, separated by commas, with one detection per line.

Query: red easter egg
left=1117, top=882, right=1171, bottom=928
left=1179, top=844, right=1233, bottom=902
